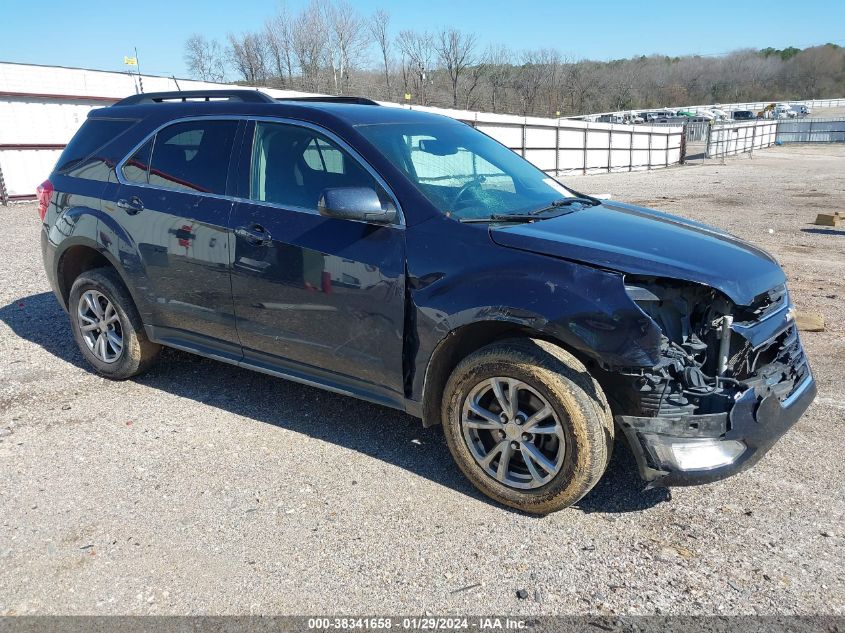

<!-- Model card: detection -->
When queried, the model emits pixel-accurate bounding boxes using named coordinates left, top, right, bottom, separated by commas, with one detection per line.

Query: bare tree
left=435, top=28, right=478, bottom=108
left=462, top=61, right=486, bottom=110
left=265, top=4, right=296, bottom=88
left=184, top=34, right=227, bottom=83
left=539, top=49, right=564, bottom=115
left=190, top=5, right=845, bottom=118
left=786, top=45, right=842, bottom=98
left=292, top=0, right=327, bottom=92
left=397, top=30, right=435, bottom=105
left=511, top=49, right=555, bottom=116
left=566, top=60, right=604, bottom=115
left=369, top=9, right=393, bottom=100
left=323, top=0, right=368, bottom=94
left=485, top=45, right=512, bottom=112
left=227, top=32, right=269, bottom=84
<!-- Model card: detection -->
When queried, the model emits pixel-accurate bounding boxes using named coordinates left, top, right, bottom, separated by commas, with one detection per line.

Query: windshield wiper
left=528, top=197, right=598, bottom=215
left=460, top=210, right=572, bottom=224
left=459, top=197, right=598, bottom=224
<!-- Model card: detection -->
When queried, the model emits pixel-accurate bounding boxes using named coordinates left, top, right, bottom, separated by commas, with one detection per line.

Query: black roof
left=103, top=90, right=451, bottom=127
left=114, top=89, right=276, bottom=106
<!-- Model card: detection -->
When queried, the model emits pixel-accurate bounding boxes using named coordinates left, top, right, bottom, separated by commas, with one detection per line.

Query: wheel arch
left=55, top=238, right=138, bottom=312
left=419, top=320, right=590, bottom=427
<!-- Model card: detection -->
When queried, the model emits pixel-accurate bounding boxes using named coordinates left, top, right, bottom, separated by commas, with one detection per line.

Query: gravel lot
left=1, top=144, right=843, bottom=616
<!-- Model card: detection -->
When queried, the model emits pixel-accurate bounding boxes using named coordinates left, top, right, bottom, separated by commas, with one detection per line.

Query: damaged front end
left=611, top=277, right=816, bottom=485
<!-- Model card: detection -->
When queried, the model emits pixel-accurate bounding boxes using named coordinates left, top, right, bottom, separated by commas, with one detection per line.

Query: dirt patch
left=792, top=192, right=831, bottom=198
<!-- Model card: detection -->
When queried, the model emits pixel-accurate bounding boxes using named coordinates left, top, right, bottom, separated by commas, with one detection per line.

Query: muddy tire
left=68, top=267, right=160, bottom=380
left=442, top=338, right=614, bottom=514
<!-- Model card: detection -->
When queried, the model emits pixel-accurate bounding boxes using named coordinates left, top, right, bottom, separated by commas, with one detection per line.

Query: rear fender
left=51, top=206, right=150, bottom=319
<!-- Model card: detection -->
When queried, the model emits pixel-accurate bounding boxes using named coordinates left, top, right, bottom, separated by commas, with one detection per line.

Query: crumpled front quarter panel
left=407, top=216, right=662, bottom=401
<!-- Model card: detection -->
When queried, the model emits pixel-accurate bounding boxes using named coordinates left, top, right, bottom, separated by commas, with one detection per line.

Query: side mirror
left=318, top=187, right=397, bottom=224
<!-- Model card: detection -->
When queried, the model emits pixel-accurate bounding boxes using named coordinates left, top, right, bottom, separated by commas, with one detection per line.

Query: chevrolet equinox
left=38, top=90, right=815, bottom=513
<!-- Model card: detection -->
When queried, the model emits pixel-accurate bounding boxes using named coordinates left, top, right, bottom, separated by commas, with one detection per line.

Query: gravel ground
left=810, top=106, right=845, bottom=118
left=1, top=144, right=843, bottom=616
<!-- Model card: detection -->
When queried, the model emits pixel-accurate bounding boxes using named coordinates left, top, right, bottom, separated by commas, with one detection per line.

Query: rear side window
left=56, top=118, right=135, bottom=175
left=143, top=120, right=237, bottom=194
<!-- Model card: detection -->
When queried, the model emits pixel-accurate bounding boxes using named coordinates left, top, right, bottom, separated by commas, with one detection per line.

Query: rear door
left=112, top=118, right=241, bottom=346
left=229, top=119, right=406, bottom=400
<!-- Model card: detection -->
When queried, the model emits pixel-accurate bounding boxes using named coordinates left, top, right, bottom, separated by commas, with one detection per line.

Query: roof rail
left=113, top=90, right=276, bottom=106
left=279, top=96, right=380, bottom=106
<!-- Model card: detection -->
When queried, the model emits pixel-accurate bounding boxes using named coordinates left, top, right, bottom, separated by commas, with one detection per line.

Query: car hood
left=489, top=201, right=785, bottom=306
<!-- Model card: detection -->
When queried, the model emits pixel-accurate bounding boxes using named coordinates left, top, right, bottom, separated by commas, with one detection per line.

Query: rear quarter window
left=145, top=120, right=238, bottom=195
left=56, top=118, right=136, bottom=176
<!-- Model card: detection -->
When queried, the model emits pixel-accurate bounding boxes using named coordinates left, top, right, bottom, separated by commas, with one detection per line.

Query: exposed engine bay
left=617, top=277, right=807, bottom=416
left=607, top=276, right=811, bottom=480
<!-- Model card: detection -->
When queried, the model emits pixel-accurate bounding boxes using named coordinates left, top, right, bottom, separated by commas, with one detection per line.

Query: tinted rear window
left=56, top=118, right=135, bottom=173
left=146, top=120, right=237, bottom=195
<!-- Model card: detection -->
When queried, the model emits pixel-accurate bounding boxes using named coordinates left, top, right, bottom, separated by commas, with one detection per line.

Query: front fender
left=409, top=253, right=663, bottom=403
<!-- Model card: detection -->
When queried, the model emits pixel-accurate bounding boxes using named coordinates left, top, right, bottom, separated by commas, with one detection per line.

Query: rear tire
left=68, top=267, right=160, bottom=380
left=441, top=338, right=613, bottom=514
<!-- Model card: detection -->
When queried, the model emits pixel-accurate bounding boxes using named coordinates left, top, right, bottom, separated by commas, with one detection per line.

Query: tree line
left=184, top=0, right=845, bottom=117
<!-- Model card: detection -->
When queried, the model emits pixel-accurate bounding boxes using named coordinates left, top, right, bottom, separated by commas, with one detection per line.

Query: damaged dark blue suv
left=39, top=90, right=815, bottom=513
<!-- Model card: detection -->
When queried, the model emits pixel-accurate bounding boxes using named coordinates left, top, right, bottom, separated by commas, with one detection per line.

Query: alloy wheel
left=461, top=377, right=566, bottom=489
left=76, top=290, right=124, bottom=363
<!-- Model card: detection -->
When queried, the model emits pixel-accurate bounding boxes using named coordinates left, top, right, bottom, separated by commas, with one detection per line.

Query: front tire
left=68, top=267, right=160, bottom=380
left=442, top=338, right=613, bottom=514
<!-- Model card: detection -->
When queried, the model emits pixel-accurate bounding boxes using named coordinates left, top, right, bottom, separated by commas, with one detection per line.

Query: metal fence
left=459, top=117, right=684, bottom=176
left=706, top=120, right=778, bottom=158
left=685, top=121, right=711, bottom=142
left=776, top=118, right=845, bottom=143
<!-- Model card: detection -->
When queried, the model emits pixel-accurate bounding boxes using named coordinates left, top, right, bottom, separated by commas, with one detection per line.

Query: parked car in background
left=731, top=110, right=756, bottom=121
left=774, top=103, right=797, bottom=119
left=38, top=90, right=816, bottom=513
left=643, top=110, right=681, bottom=124
left=791, top=104, right=812, bottom=117
left=597, top=114, right=627, bottom=124
left=691, top=110, right=716, bottom=121
left=638, top=111, right=668, bottom=123
left=597, top=112, right=643, bottom=125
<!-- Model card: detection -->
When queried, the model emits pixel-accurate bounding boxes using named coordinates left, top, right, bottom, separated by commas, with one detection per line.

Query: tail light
left=36, top=180, right=54, bottom=221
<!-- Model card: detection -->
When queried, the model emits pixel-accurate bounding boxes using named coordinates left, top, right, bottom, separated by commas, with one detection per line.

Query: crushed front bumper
left=617, top=372, right=817, bottom=486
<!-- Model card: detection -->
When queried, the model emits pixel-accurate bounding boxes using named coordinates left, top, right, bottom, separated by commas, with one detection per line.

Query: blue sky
left=2, top=0, right=844, bottom=78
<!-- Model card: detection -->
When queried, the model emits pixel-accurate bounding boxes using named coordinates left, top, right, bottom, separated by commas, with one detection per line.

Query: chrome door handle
left=117, top=197, right=144, bottom=214
left=235, top=224, right=272, bottom=245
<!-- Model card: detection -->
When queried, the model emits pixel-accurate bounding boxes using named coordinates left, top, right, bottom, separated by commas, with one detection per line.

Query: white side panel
left=0, top=100, right=94, bottom=144
left=0, top=149, right=61, bottom=196
left=475, top=124, right=522, bottom=149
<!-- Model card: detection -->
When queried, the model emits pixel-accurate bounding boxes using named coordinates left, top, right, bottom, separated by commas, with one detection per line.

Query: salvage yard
left=1, top=144, right=844, bottom=616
